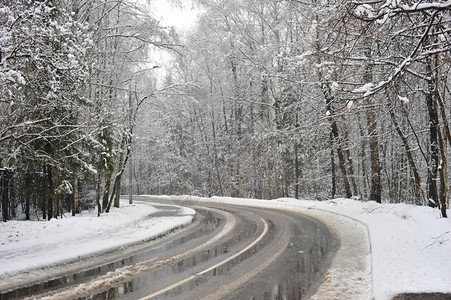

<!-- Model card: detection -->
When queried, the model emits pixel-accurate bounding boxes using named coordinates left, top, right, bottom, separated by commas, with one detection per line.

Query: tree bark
left=102, top=176, right=111, bottom=212
left=47, top=166, right=53, bottom=221
left=358, top=119, right=369, bottom=199
left=211, top=106, right=223, bottom=196
left=53, top=166, right=59, bottom=219
left=426, top=58, right=439, bottom=208
left=95, top=171, right=101, bottom=217
left=294, top=142, right=300, bottom=199
left=72, top=176, right=79, bottom=216
left=364, top=47, right=381, bottom=203
left=273, top=90, right=288, bottom=198
left=229, top=51, right=244, bottom=198
left=1, top=169, right=11, bottom=222
left=189, top=112, right=196, bottom=195
left=25, top=174, right=30, bottom=221
left=437, top=129, right=448, bottom=218
left=114, top=178, right=121, bottom=208
left=41, top=166, right=47, bottom=220
left=106, top=134, right=130, bottom=213
left=330, top=133, right=336, bottom=199
left=434, top=56, right=449, bottom=216
left=343, top=130, right=358, bottom=197
left=367, top=106, right=381, bottom=203
left=265, top=139, right=272, bottom=199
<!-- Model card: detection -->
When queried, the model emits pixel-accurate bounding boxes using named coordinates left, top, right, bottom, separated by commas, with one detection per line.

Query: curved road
left=1, top=197, right=338, bottom=300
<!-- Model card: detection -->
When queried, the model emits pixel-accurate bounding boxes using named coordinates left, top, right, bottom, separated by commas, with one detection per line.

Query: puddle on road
left=75, top=210, right=261, bottom=299
left=222, top=220, right=337, bottom=300
left=77, top=211, right=333, bottom=300
left=119, top=212, right=336, bottom=300
left=82, top=281, right=136, bottom=300
left=0, top=257, right=135, bottom=300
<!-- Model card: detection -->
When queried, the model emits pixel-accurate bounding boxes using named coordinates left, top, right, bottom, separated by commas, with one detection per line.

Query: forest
left=1, top=0, right=450, bottom=221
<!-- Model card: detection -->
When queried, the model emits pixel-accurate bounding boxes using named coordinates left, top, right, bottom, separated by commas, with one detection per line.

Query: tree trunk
left=265, top=139, right=272, bottom=199
left=96, top=171, right=101, bottom=217
left=41, top=169, right=47, bottom=220
left=106, top=135, right=130, bottom=213
left=1, top=169, right=11, bottom=222
left=434, top=56, right=449, bottom=217
left=102, top=176, right=111, bottom=211
left=426, top=58, right=439, bottom=208
left=189, top=113, right=196, bottom=195
left=294, top=142, right=300, bottom=199
left=47, top=166, right=53, bottom=221
left=330, top=113, right=351, bottom=198
left=114, top=178, right=121, bottom=208
left=437, top=129, right=448, bottom=218
left=388, top=104, right=421, bottom=204
left=364, top=47, right=381, bottom=203
left=274, top=93, right=288, bottom=198
left=358, top=119, right=369, bottom=199
left=367, top=106, right=381, bottom=203
left=330, top=133, right=336, bottom=199
left=317, top=51, right=351, bottom=198
left=322, top=83, right=352, bottom=199
left=230, top=56, right=244, bottom=198
left=72, top=176, right=79, bottom=216
left=211, top=107, right=223, bottom=196
left=53, top=166, right=59, bottom=219
left=343, top=130, right=358, bottom=197
left=278, top=151, right=288, bottom=198
left=250, top=103, right=260, bottom=199
left=25, top=174, right=30, bottom=221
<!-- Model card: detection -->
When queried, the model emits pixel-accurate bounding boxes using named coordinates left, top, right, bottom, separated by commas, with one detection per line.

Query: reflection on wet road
left=0, top=198, right=338, bottom=300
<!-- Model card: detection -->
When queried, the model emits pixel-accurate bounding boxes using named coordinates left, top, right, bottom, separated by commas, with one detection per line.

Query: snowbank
left=0, top=200, right=195, bottom=287
left=276, top=198, right=451, bottom=299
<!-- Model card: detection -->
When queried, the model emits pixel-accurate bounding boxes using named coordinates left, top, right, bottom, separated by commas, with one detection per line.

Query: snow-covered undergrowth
left=151, top=195, right=451, bottom=300
left=0, top=200, right=195, bottom=285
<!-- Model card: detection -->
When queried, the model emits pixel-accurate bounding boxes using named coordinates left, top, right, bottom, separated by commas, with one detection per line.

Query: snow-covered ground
left=1, top=196, right=450, bottom=299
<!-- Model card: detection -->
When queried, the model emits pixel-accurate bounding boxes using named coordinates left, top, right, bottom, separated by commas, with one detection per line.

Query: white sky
left=152, top=0, right=200, bottom=32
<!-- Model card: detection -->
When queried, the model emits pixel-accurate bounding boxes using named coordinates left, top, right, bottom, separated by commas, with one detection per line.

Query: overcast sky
left=152, top=0, right=199, bottom=32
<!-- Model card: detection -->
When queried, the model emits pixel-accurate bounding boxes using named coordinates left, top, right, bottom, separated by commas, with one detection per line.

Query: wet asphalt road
left=0, top=197, right=338, bottom=300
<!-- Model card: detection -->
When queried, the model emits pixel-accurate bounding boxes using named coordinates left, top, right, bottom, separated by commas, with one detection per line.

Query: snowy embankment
left=0, top=200, right=195, bottom=289
left=149, top=195, right=451, bottom=300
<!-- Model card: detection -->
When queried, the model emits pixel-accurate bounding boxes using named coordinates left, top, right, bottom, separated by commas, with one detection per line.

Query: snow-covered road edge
left=0, top=200, right=195, bottom=291
left=301, top=207, right=372, bottom=300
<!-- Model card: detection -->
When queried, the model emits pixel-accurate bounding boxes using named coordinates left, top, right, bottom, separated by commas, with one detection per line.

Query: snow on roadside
left=1, top=195, right=449, bottom=300
left=293, top=198, right=451, bottom=299
left=152, top=195, right=451, bottom=300
left=0, top=200, right=195, bottom=284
